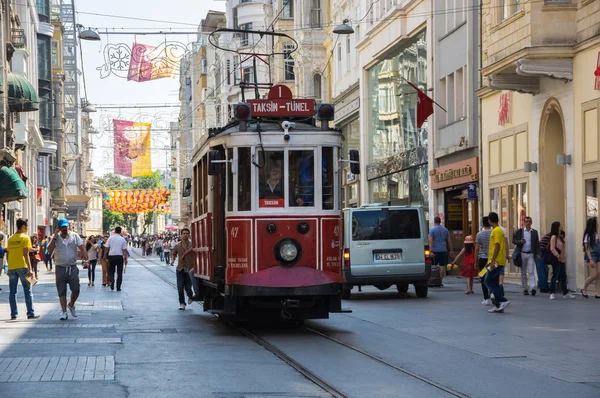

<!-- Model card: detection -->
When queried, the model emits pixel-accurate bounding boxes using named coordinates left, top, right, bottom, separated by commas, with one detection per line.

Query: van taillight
left=424, top=246, right=431, bottom=265
left=343, top=248, right=350, bottom=267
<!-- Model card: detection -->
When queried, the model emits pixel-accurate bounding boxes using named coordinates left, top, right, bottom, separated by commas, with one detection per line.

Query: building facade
left=430, top=0, right=480, bottom=248
left=356, top=0, right=432, bottom=213
left=479, top=0, right=600, bottom=287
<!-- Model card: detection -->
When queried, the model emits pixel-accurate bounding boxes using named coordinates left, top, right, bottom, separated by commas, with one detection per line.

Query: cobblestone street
left=0, top=250, right=598, bottom=397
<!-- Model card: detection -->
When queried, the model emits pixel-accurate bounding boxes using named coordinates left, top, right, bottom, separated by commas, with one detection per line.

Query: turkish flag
left=405, top=81, right=434, bottom=128
left=595, top=65, right=600, bottom=77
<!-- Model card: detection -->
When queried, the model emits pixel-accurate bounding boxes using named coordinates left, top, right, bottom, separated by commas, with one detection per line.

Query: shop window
left=289, top=150, right=314, bottom=207
left=586, top=179, right=598, bottom=218
left=227, top=148, right=234, bottom=212
left=322, top=147, right=334, bottom=210
left=238, top=147, right=251, bottom=211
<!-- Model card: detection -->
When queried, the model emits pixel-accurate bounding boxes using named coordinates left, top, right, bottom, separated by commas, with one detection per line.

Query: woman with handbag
left=548, top=221, right=575, bottom=300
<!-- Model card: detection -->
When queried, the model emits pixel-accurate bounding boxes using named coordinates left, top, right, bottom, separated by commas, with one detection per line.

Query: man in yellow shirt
left=485, top=212, right=510, bottom=313
left=6, top=218, right=39, bottom=320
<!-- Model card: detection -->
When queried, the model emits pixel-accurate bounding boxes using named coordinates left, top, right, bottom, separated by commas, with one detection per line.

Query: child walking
left=451, top=236, right=479, bottom=294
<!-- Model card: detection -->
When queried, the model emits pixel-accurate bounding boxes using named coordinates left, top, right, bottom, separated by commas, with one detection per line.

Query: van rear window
left=351, top=209, right=421, bottom=241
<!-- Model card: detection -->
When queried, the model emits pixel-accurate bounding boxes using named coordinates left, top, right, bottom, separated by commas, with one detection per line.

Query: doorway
left=540, top=101, right=566, bottom=232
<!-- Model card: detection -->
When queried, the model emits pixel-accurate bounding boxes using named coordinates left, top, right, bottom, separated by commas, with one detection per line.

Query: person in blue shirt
left=428, top=217, right=454, bottom=285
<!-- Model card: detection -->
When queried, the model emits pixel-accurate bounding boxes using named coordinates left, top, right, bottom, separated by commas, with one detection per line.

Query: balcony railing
left=11, top=28, right=26, bottom=49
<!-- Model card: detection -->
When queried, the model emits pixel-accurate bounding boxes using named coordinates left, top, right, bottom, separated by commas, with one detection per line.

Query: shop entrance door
left=444, top=188, right=479, bottom=260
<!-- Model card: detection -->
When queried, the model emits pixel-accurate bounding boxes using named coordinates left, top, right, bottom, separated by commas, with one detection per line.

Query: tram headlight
left=274, top=238, right=302, bottom=266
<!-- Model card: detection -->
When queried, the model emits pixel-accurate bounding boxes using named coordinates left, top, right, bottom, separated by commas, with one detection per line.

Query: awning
left=0, top=166, right=28, bottom=202
left=7, top=73, right=39, bottom=112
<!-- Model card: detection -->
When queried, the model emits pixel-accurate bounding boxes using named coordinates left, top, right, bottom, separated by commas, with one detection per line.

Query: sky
left=77, top=0, right=225, bottom=177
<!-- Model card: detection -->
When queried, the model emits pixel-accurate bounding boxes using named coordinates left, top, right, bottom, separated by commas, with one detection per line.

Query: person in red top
left=451, top=236, right=478, bottom=294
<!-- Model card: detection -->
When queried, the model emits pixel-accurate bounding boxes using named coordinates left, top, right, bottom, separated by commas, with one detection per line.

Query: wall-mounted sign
left=430, top=157, right=479, bottom=190
left=467, top=183, right=477, bottom=201
left=498, top=91, right=511, bottom=126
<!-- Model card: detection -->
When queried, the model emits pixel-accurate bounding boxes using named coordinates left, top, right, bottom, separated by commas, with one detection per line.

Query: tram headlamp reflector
left=280, top=243, right=298, bottom=262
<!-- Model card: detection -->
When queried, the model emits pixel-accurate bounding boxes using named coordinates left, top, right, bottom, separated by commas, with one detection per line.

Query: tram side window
left=227, top=148, right=233, bottom=212
left=289, top=150, right=314, bottom=207
left=322, top=147, right=334, bottom=210
left=238, top=147, right=251, bottom=211
left=259, top=151, right=285, bottom=208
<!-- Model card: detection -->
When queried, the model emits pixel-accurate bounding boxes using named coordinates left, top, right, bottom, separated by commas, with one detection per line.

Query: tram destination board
left=247, top=84, right=315, bottom=117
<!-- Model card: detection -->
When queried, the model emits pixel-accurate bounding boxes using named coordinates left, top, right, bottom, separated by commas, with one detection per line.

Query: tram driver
left=260, top=164, right=284, bottom=200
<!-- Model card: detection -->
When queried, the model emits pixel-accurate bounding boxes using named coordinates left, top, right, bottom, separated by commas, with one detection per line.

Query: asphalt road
left=0, top=249, right=598, bottom=397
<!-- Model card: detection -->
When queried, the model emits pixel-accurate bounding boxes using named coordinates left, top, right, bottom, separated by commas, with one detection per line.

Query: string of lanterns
left=103, top=188, right=172, bottom=214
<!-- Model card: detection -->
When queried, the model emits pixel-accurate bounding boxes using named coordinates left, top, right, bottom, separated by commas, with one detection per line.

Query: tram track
left=133, top=254, right=468, bottom=398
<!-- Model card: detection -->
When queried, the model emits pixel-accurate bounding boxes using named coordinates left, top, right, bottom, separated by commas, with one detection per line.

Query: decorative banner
left=104, top=188, right=171, bottom=214
left=127, top=42, right=184, bottom=82
left=113, top=119, right=152, bottom=177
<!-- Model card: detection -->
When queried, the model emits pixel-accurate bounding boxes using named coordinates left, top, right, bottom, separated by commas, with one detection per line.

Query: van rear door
left=349, top=208, right=425, bottom=276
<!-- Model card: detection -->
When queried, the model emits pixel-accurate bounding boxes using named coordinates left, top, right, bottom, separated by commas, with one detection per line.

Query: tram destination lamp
left=315, top=103, right=335, bottom=130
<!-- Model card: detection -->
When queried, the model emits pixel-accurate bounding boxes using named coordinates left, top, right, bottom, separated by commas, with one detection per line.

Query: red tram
left=188, top=86, right=359, bottom=320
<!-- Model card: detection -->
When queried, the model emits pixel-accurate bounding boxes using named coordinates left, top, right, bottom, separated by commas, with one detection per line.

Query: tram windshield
left=256, top=147, right=336, bottom=210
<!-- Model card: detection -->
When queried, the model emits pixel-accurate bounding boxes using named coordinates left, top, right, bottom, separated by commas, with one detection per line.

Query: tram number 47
left=231, top=227, right=239, bottom=238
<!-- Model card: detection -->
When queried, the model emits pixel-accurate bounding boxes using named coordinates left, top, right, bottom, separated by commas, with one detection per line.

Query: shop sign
left=587, top=195, right=598, bottom=217
left=430, top=157, right=479, bottom=190
left=467, top=183, right=477, bottom=201
left=366, top=146, right=428, bottom=181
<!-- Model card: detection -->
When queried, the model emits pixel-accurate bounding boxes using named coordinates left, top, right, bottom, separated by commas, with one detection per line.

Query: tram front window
left=289, top=150, right=314, bottom=207
left=259, top=151, right=284, bottom=208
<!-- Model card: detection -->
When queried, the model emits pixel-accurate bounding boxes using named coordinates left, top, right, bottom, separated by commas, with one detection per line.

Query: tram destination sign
left=247, top=85, right=315, bottom=117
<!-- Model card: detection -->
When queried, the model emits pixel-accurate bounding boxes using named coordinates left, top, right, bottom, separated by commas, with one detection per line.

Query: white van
left=342, top=205, right=431, bottom=299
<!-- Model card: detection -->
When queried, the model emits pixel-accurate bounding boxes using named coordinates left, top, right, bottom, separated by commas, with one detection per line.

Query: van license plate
left=375, top=253, right=401, bottom=261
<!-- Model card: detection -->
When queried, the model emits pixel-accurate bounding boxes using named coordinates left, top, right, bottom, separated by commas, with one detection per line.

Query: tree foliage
left=94, top=174, right=126, bottom=190
left=102, top=208, right=125, bottom=233
left=131, top=171, right=162, bottom=190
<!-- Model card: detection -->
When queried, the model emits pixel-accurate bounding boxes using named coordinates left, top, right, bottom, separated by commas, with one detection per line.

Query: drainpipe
left=477, top=0, right=484, bottom=223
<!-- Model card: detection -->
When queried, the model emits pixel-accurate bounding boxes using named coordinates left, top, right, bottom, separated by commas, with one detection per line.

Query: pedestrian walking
left=6, top=218, right=39, bottom=320
left=104, top=227, right=128, bottom=291
left=99, top=234, right=110, bottom=286
left=0, top=239, right=5, bottom=286
left=155, top=237, right=164, bottom=260
left=548, top=221, right=575, bottom=300
left=86, top=236, right=99, bottom=286
left=475, top=217, right=493, bottom=306
left=582, top=217, right=600, bottom=298
left=42, top=236, right=53, bottom=271
left=47, top=218, right=87, bottom=320
left=512, top=216, right=540, bottom=296
left=170, top=228, right=194, bottom=310
left=163, top=238, right=171, bottom=264
left=428, top=216, right=454, bottom=285
left=450, top=236, right=478, bottom=294
left=29, top=236, right=40, bottom=280
left=483, top=212, right=510, bottom=313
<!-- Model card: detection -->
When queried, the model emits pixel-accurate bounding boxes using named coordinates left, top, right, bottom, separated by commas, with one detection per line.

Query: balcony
left=11, top=29, right=26, bottom=49
left=480, top=0, right=578, bottom=95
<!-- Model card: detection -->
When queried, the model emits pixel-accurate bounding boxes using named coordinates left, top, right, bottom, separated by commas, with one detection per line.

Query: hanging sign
left=248, top=85, right=315, bottom=117
left=467, top=183, right=477, bottom=201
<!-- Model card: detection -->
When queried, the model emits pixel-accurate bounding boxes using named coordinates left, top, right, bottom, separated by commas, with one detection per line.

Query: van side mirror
left=349, top=149, right=360, bottom=175
left=208, top=150, right=222, bottom=175
left=182, top=178, right=192, bottom=197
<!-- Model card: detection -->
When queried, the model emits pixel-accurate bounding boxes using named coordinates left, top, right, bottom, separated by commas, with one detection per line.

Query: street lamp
left=82, top=102, right=97, bottom=113
left=333, top=19, right=354, bottom=35
left=78, top=28, right=101, bottom=41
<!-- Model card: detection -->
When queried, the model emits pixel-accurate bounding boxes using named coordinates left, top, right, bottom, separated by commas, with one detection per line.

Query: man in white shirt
left=103, top=226, right=128, bottom=291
